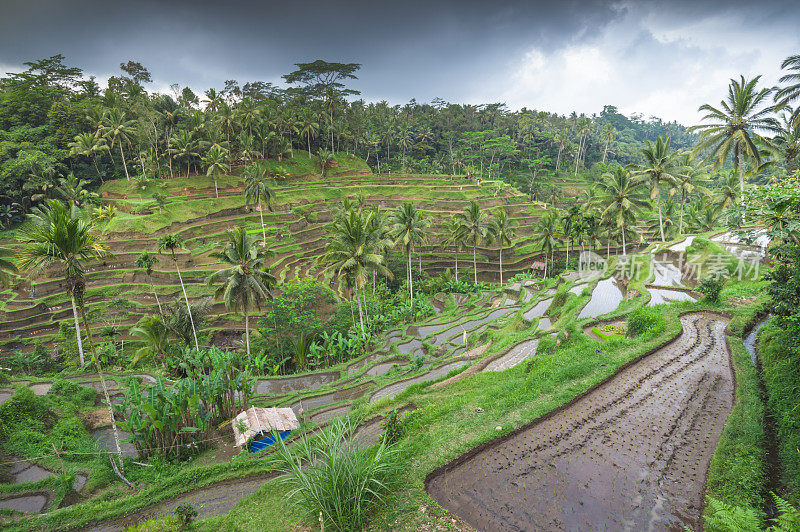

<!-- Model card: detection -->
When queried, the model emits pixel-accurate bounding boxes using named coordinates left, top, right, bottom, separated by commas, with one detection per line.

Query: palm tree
left=129, top=316, right=170, bottom=366
left=671, top=153, right=711, bottom=235
left=317, top=149, right=336, bottom=177
left=390, top=202, right=429, bottom=304
left=55, top=173, right=98, bottom=208
left=208, top=226, right=276, bottom=356
left=135, top=251, right=163, bottom=316
left=203, top=143, right=230, bottom=199
left=300, top=111, right=320, bottom=159
left=597, top=165, right=649, bottom=255
left=18, top=200, right=106, bottom=368
left=442, top=217, right=465, bottom=282
left=455, top=200, right=493, bottom=284
left=534, top=211, right=559, bottom=278
left=157, top=234, right=198, bottom=350
left=775, top=54, right=800, bottom=125
left=635, top=136, right=684, bottom=242
left=687, top=200, right=720, bottom=233
left=714, top=170, right=740, bottom=213
left=244, top=161, right=275, bottom=244
left=560, top=204, right=581, bottom=268
left=68, top=132, right=109, bottom=181
left=102, top=108, right=136, bottom=181
left=0, top=247, right=18, bottom=287
left=600, top=123, right=616, bottom=164
left=320, top=209, right=392, bottom=335
left=492, top=209, right=516, bottom=285
left=690, top=75, right=780, bottom=210
left=646, top=199, right=677, bottom=241
left=169, top=131, right=199, bottom=178
left=773, top=109, right=800, bottom=164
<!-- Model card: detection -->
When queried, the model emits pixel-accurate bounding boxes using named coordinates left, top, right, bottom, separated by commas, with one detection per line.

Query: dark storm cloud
left=1, top=0, right=798, bottom=122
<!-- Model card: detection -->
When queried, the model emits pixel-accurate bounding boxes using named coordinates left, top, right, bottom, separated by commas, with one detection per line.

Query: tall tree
left=208, top=226, right=276, bottom=356
left=491, top=208, right=516, bottom=285
left=635, top=136, right=683, bottom=242
left=455, top=200, right=494, bottom=284
left=203, top=143, right=230, bottom=198
left=244, top=161, right=275, bottom=244
left=320, top=209, right=392, bottom=336
left=157, top=234, right=199, bottom=350
left=534, top=211, right=559, bottom=278
left=597, top=165, right=649, bottom=255
left=390, top=202, right=429, bottom=304
left=101, top=108, right=136, bottom=181
left=775, top=54, right=800, bottom=126
left=442, top=217, right=465, bottom=282
left=18, top=200, right=106, bottom=368
left=671, top=153, right=711, bottom=235
left=690, top=76, right=779, bottom=213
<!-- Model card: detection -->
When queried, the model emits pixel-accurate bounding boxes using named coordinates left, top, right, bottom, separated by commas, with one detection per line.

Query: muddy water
left=647, top=288, right=697, bottom=306
left=0, top=389, right=12, bottom=405
left=396, top=339, right=423, bottom=355
left=651, top=253, right=695, bottom=287
left=0, top=492, right=50, bottom=513
left=92, top=428, right=138, bottom=458
left=253, top=371, right=338, bottom=395
left=724, top=244, right=766, bottom=263
left=713, top=229, right=769, bottom=247
left=366, top=358, right=406, bottom=377
left=307, top=404, right=351, bottom=425
left=668, top=235, right=695, bottom=252
left=522, top=298, right=552, bottom=321
left=427, top=314, right=734, bottom=531
left=73, top=474, right=88, bottom=492
left=7, top=459, right=54, bottom=483
left=369, top=361, right=469, bottom=403
left=483, top=340, right=539, bottom=372
left=569, top=283, right=587, bottom=295
left=577, top=277, right=625, bottom=319
left=407, top=319, right=458, bottom=339
left=346, top=353, right=383, bottom=375
left=744, top=316, right=770, bottom=365
left=432, top=308, right=513, bottom=346
left=28, top=382, right=52, bottom=395
left=537, top=317, right=552, bottom=330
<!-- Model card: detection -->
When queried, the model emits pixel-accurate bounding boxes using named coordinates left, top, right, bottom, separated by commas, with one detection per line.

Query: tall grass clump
left=272, top=418, right=400, bottom=531
left=626, top=306, right=665, bottom=339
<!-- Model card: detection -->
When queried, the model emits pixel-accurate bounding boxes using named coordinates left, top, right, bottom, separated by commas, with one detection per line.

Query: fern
left=703, top=494, right=800, bottom=532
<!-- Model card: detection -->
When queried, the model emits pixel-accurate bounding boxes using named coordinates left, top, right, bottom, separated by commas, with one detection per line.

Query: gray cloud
left=0, top=0, right=798, bottom=123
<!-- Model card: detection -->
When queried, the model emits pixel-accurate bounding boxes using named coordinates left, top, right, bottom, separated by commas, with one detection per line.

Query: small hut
left=232, top=407, right=300, bottom=453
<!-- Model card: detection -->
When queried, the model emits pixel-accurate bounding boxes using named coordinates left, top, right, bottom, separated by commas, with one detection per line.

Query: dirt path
left=427, top=312, right=734, bottom=531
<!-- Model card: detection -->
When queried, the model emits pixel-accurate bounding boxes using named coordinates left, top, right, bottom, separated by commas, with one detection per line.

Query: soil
left=427, top=313, right=735, bottom=531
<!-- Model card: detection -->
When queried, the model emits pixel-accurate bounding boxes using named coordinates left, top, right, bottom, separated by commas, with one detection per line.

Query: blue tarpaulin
left=248, top=430, right=292, bottom=452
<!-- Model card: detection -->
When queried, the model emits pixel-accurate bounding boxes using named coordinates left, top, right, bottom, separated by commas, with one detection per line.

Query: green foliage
left=0, top=387, right=50, bottom=439
left=381, top=409, right=405, bottom=446
left=626, top=306, right=665, bottom=338
left=704, top=494, right=800, bottom=531
left=124, top=515, right=184, bottom=532
left=6, top=342, right=64, bottom=375
left=698, top=276, right=725, bottom=303
left=272, top=418, right=400, bottom=531
left=173, top=503, right=198, bottom=527
left=48, top=378, right=97, bottom=408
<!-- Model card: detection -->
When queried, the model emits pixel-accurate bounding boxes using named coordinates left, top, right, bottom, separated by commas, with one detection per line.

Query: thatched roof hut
left=232, top=407, right=299, bottom=450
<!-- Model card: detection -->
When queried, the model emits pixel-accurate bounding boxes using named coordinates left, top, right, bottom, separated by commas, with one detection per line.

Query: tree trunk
left=307, top=132, right=312, bottom=159
left=119, top=142, right=130, bottom=181
left=213, top=176, right=219, bottom=199
left=175, top=261, right=199, bottom=349
left=259, top=200, right=267, bottom=244
left=679, top=189, right=685, bottom=235
left=454, top=249, right=459, bottom=282
left=657, top=190, right=665, bottom=242
left=149, top=276, right=163, bottom=316
left=556, top=146, right=563, bottom=174
left=473, top=245, right=478, bottom=284
left=244, top=306, right=250, bottom=357
left=418, top=248, right=422, bottom=274
left=738, top=146, right=745, bottom=225
left=356, top=288, right=365, bottom=337
left=499, top=243, right=504, bottom=285
left=70, top=292, right=85, bottom=368
left=602, top=140, right=609, bottom=164
left=622, top=224, right=627, bottom=255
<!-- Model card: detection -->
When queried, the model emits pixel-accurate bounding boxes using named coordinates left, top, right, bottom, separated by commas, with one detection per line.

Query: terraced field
left=0, top=157, right=572, bottom=354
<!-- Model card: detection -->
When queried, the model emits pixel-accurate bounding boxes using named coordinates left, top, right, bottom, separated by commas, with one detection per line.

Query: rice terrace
left=0, top=2, right=799, bottom=531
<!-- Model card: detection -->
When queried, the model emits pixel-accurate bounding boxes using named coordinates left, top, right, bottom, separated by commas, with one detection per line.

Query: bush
left=7, top=343, right=64, bottom=375
left=48, top=378, right=97, bottom=408
left=698, top=276, right=725, bottom=303
left=0, top=387, right=49, bottom=439
left=381, top=409, right=404, bottom=445
left=627, top=307, right=664, bottom=338
left=173, top=503, right=198, bottom=527
left=273, top=418, right=400, bottom=531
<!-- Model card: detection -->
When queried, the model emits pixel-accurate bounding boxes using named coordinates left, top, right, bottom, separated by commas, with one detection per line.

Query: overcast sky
left=1, top=0, right=798, bottom=124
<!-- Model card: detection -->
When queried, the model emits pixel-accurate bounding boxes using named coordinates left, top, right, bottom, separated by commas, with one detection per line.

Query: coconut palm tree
left=773, top=108, right=800, bottom=164
left=634, top=136, right=684, bottom=242
left=244, top=161, right=275, bottom=244
left=135, top=251, right=163, bottom=316
left=534, top=211, right=559, bottom=278
left=670, top=153, right=711, bottom=235
left=317, top=149, right=336, bottom=177
left=775, top=54, right=800, bottom=125
left=101, top=108, right=137, bottom=181
left=390, top=202, right=429, bottom=304
left=690, top=76, right=780, bottom=208
left=714, top=170, right=740, bottom=213
left=491, top=209, right=516, bottom=285
left=203, top=143, right=230, bottom=199
left=600, top=123, right=616, bottom=164
left=687, top=199, right=720, bottom=233
left=442, top=217, right=465, bottom=282
left=208, top=226, right=276, bottom=357
left=0, top=247, right=18, bottom=287
left=455, top=200, right=494, bottom=284
left=597, top=165, right=649, bottom=255
left=18, top=200, right=106, bottom=368
left=157, top=234, right=199, bottom=350
left=320, top=209, right=392, bottom=335
left=561, top=204, right=581, bottom=268
left=68, top=132, right=109, bottom=181
left=169, top=130, right=199, bottom=178
left=129, top=316, right=170, bottom=366
left=55, top=173, right=98, bottom=209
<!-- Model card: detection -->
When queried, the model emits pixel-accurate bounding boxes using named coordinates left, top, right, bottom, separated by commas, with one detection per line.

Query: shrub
left=627, top=307, right=664, bottom=338
left=51, top=417, right=92, bottom=453
left=381, top=409, right=404, bottom=445
left=698, top=276, right=725, bottom=303
left=273, top=418, right=400, bottom=531
left=48, top=378, right=97, bottom=408
left=173, top=503, right=198, bottom=527
left=0, top=387, right=50, bottom=440
left=7, top=343, right=64, bottom=375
